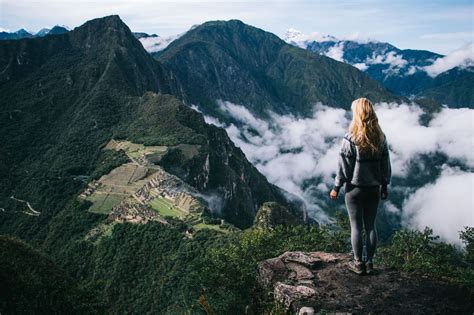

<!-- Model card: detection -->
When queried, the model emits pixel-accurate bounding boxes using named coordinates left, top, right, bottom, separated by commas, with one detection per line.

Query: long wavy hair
left=349, top=97, right=384, bottom=155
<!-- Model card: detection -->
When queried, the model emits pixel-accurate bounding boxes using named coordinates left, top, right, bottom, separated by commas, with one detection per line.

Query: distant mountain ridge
left=284, top=29, right=474, bottom=108
left=0, top=25, right=69, bottom=40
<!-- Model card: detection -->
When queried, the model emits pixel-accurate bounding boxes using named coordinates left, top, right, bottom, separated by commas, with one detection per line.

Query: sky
left=0, top=0, right=473, bottom=54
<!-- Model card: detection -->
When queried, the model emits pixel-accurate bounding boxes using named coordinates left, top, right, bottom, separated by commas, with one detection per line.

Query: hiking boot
left=366, top=262, right=374, bottom=275
left=347, top=259, right=365, bottom=275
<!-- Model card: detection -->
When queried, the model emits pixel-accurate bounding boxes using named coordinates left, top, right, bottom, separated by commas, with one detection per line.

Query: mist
left=197, top=100, right=474, bottom=245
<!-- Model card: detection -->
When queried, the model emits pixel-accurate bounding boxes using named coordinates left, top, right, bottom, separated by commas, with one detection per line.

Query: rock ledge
left=257, top=251, right=473, bottom=314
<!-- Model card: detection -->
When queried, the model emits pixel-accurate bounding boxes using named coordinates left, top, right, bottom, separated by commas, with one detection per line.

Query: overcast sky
left=1, top=0, right=473, bottom=54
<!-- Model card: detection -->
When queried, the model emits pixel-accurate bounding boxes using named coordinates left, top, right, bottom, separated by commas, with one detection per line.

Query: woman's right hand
left=381, top=190, right=388, bottom=200
left=330, top=189, right=338, bottom=200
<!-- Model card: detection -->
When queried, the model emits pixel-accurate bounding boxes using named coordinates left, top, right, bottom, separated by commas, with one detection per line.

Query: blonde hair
left=349, top=97, right=384, bottom=155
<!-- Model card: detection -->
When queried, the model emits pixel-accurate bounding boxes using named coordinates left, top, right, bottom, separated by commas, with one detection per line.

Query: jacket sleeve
left=380, top=135, right=391, bottom=189
left=334, top=137, right=356, bottom=190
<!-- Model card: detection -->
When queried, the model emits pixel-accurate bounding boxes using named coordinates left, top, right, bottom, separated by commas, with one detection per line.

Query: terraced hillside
left=81, top=139, right=232, bottom=235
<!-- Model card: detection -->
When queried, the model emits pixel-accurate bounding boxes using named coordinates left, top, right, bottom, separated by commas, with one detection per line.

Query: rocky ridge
left=257, top=251, right=473, bottom=314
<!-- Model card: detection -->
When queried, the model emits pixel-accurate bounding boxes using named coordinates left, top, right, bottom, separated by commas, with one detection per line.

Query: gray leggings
left=344, top=184, right=380, bottom=262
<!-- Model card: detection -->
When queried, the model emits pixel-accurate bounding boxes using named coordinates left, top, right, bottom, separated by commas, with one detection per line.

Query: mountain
left=35, top=28, right=51, bottom=37
left=0, top=236, right=99, bottom=313
left=1, top=15, right=472, bottom=313
left=0, top=28, right=34, bottom=40
left=0, top=26, right=69, bottom=40
left=419, top=66, right=474, bottom=108
left=47, top=25, right=69, bottom=35
left=157, top=20, right=403, bottom=120
left=284, top=32, right=474, bottom=108
left=0, top=14, right=302, bottom=239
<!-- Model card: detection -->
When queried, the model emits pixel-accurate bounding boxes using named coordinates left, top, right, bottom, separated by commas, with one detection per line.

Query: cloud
left=283, top=28, right=376, bottom=49
left=406, top=65, right=418, bottom=75
left=403, top=166, right=474, bottom=246
left=376, top=103, right=474, bottom=174
left=192, top=191, right=225, bottom=215
left=353, top=62, right=368, bottom=71
left=139, top=33, right=183, bottom=53
left=366, top=51, right=408, bottom=74
left=283, top=28, right=339, bottom=48
left=0, top=27, right=10, bottom=32
left=198, top=100, right=474, bottom=242
left=325, top=42, right=345, bottom=62
left=422, top=43, right=474, bottom=77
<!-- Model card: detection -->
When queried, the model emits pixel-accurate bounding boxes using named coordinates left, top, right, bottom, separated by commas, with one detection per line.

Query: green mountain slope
left=158, top=20, right=403, bottom=119
left=419, top=67, right=474, bottom=108
left=0, top=236, right=99, bottom=313
left=0, top=15, right=299, bottom=238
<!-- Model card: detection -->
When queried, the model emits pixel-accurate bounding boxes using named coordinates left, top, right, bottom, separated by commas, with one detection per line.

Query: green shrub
left=378, top=227, right=473, bottom=289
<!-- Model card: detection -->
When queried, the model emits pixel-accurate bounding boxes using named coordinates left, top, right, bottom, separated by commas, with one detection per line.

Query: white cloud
left=353, top=62, right=368, bottom=71
left=403, top=166, right=474, bottom=246
left=422, top=43, right=474, bottom=77
left=282, top=28, right=376, bottom=49
left=376, top=102, right=474, bottom=174
left=201, top=100, right=474, bottom=242
left=283, top=28, right=338, bottom=48
left=406, top=65, right=419, bottom=75
left=366, top=51, right=408, bottom=74
left=383, top=201, right=401, bottom=214
left=0, top=27, right=10, bottom=32
left=139, top=33, right=182, bottom=53
left=324, top=42, right=345, bottom=62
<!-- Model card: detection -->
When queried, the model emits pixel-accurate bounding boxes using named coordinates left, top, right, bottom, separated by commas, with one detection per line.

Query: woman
left=329, top=97, right=391, bottom=275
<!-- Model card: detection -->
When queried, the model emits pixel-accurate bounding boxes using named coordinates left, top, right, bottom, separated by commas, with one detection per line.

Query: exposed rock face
left=257, top=251, right=473, bottom=314
left=253, top=202, right=317, bottom=228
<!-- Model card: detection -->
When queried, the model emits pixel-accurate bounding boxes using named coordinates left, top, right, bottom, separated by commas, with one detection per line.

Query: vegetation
left=0, top=15, right=471, bottom=314
left=150, top=196, right=186, bottom=218
left=378, top=227, right=474, bottom=290
left=158, top=19, right=403, bottom=121
left=1, top=204, right=472, bottom=314
left=0, top=236, right=101, bottom=314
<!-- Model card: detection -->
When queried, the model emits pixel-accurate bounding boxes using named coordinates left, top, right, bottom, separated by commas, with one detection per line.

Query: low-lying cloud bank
left=403, top=166, right=473, bottom=246
left=422, top=43, right=474, bottom=77
left=196, top=101, right=473, bottom=245
left=283, top=29, right=473, bottom=78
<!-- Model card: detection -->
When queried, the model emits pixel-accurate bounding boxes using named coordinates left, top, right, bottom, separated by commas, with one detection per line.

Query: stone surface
left=257, top=256, right=289, bottom=287
left=281, top=251, right=323, bottom=268
left=287, top=262, right=314, bottom=281
left=274, top=282, right=316, bottom=310
left=257, top=251, right=474, bottom=314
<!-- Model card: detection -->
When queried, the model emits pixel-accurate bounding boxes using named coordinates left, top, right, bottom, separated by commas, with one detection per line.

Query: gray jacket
left=334, top=132, right=391, bottom=192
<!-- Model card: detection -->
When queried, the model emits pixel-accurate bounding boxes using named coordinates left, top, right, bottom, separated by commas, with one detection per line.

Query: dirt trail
left=9, top=196, right=40, bottom=216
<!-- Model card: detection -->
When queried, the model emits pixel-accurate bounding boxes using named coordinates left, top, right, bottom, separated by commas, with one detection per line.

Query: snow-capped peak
left=283, top=28, right=304, bottom=43
left=282, top=28, right=339, bottom=48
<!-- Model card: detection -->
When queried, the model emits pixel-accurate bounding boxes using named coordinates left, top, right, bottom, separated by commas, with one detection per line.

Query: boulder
left=257, top=251, right=473, bottom=314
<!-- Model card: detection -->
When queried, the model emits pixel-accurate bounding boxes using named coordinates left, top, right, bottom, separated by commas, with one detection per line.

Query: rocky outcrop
left=253, top=202, right=317, bottom=229
left=257, top=251, right=473, bottom=314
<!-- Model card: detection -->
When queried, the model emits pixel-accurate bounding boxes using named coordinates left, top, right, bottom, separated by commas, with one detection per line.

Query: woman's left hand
left=330, top=189, right=338, bottom=200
